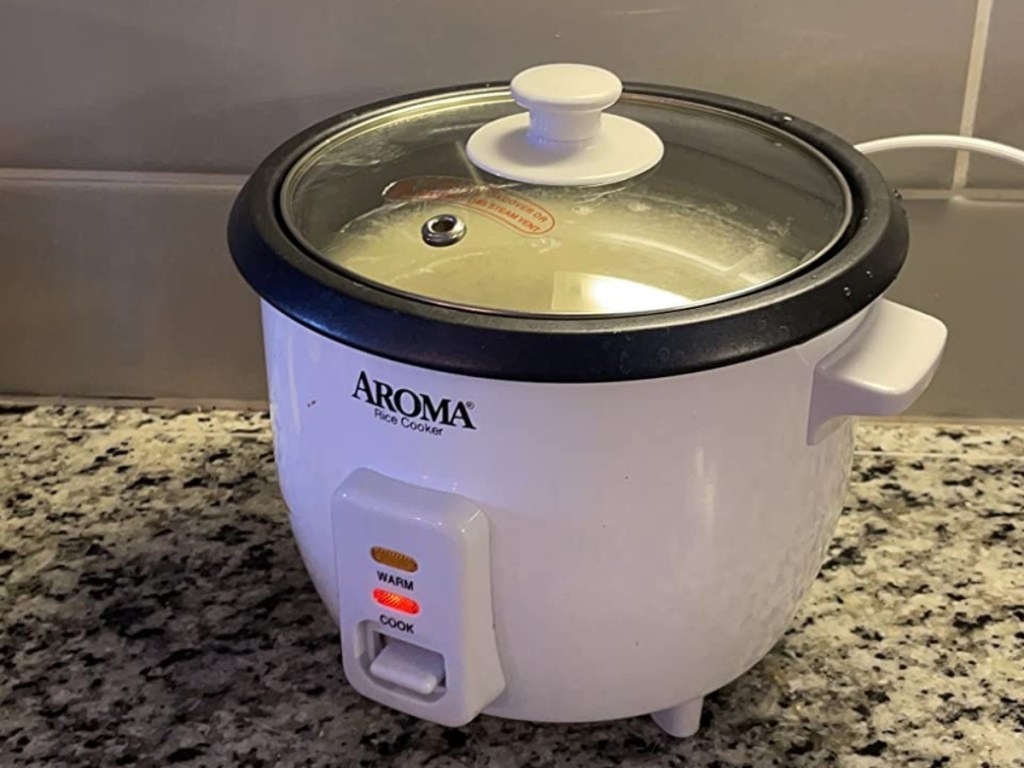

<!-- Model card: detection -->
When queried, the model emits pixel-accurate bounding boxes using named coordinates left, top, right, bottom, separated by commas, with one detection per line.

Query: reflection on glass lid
left=281, top=88, right=852, bottom=316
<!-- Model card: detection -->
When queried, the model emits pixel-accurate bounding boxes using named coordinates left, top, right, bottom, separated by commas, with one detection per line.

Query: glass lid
left=281, top=66, right=852, bottom=317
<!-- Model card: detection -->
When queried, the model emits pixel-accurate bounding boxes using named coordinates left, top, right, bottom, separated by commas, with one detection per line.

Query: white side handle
left=808, top=300, right=947, bottom=444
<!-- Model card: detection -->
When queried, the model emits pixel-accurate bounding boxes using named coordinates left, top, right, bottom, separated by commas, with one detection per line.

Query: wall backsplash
left=1, top=0, right=1022, bottom=417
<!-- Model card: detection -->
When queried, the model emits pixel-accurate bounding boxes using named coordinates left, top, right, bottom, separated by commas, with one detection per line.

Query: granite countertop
left=1, top=403, right=1022, bottom=767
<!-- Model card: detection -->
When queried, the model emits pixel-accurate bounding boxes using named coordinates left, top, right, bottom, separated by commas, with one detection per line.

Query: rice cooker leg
left=651, top=697, right=704, bottom=738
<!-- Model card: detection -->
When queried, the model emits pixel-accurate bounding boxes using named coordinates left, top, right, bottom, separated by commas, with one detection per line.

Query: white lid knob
left=466, top=63, right=664, bottom=186
left=513, top=63, right=622, bottom=143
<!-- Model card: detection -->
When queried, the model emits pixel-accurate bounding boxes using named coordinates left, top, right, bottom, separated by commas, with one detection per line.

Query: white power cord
left=855, top=134, right=1024, bottom=169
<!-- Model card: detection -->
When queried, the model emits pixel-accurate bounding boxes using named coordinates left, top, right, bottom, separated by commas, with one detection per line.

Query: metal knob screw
left=421, top=214, right=466, bottom=247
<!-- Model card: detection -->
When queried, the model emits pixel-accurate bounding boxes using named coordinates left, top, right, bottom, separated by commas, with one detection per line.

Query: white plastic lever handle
left=466, top=63, right=664, bottom=186
left=807, top=300, right=947, bottom=444
left=512, top=64, right=622, bottom=143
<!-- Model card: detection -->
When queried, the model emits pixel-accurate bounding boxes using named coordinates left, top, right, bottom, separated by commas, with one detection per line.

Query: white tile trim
left=0, top=167, right=246, bottom=189
left=952, top=0, right=995, bottom=190
left=900, top=186, right=1024, bottom=201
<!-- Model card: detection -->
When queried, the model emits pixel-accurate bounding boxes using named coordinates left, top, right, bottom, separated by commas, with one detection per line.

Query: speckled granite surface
left=1, top=404, right=1021, bottom=767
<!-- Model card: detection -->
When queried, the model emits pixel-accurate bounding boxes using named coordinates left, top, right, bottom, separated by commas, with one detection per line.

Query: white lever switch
left=370, top=638, right=446, bottom=695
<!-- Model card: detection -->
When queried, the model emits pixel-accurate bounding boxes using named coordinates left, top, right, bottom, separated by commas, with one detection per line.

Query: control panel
left=332, top=468, right=505, bottom=726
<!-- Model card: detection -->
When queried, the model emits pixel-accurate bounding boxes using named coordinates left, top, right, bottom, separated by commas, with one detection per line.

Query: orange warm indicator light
left=370, top=546, right=419, bottom=573
left=373, top=588, right=420, bottom=615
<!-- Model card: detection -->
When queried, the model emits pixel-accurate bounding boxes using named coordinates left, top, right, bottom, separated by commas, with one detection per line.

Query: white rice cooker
left=228, top=64, right=948, bottom=737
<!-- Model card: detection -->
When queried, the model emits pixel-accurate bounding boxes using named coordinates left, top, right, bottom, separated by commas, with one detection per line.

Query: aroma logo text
left=352, top=371, right=476, bottom=435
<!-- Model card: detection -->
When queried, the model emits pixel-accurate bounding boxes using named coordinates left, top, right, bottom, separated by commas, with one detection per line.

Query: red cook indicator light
left=373, top=588, right=420, bottom=615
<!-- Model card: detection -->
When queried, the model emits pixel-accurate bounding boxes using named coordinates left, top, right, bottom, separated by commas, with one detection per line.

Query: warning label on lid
left=384, top=176, right=555, bottom=236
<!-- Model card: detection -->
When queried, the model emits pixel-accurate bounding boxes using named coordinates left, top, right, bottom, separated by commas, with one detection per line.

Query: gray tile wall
left=970, top=0, right=1024, bottom=188
left=0, top=175, right=263, bottom=401
left=1, top=0, right=1022, bottom=417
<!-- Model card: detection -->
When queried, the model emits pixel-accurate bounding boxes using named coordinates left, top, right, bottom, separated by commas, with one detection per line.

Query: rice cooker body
left=265, top=298, right=872, bottom=724
left=229, top=70, right=948, bottom=734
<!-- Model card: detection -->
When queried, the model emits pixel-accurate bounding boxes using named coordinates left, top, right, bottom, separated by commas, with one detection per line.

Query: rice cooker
left=228, top=64, right=947, bottom=737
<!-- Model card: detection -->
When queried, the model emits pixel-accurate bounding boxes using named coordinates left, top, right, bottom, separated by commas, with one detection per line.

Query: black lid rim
left=228, top=82, right=908, bottom=383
